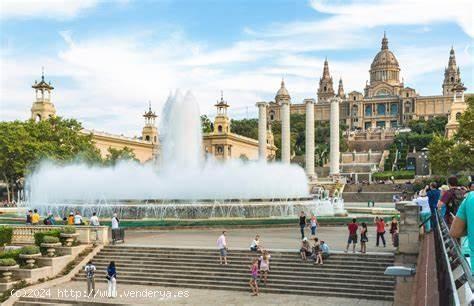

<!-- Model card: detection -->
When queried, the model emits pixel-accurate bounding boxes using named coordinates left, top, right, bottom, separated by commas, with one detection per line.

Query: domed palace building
left=266, top=33, right=472, bottom=150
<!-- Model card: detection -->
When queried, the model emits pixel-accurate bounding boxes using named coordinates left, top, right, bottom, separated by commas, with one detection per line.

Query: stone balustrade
left=7, top=225, right=109, bottom=245
left=396, top=200, right=420, bottom=255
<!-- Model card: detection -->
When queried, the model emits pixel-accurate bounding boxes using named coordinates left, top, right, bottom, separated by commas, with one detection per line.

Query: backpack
left=446, top=188, right=465, bottom=215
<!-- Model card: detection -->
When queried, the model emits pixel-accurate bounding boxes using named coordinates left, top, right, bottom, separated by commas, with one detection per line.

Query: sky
left=0, top=0, right=473, bottom=137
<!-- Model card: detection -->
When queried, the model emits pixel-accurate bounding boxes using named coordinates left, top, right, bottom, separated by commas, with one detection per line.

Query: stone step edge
left=70, top=278, right=394, bottom=300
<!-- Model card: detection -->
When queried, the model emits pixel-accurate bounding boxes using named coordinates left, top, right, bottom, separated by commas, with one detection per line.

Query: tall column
left=256, top=102, right=268, bottom=161
left=281, top=100, right=291, bottom=164
left=305, top=99, right=315, bottom=178
left=329, top=97, right=340, bottom=176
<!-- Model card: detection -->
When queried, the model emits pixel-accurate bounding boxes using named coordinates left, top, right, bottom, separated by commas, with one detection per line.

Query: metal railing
left=432, top=210, right=473, bottom=305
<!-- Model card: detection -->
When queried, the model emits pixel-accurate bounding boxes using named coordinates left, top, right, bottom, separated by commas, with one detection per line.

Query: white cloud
left=0, top=0, right=99, bottom=20
left=309, top=0, right=473, bottom=37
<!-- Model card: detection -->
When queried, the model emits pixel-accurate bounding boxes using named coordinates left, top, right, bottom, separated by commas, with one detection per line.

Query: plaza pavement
left=39, top=281, right=393, bottom=306
left=122, top=225, right=396, bottom=253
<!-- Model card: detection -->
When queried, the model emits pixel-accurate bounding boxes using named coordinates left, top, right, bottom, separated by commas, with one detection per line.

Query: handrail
left=433, top=210, right=473, bottom=305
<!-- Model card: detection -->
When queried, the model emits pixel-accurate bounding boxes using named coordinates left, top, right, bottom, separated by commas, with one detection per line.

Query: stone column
left=329, top=97, right=340, bottom=176
left=256, top=102, right=268, bottom=161
left=281, top=100, right=291, bottom=164
left=305, top=99, right=315, bottom=178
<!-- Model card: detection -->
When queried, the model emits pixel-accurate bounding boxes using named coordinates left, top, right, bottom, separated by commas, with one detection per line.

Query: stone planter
left=40, top=242, right=62, bottom=257
left=19, top=253, right=41, bottom=269
left=0, top=265, right=19, bottom=282
left=60, top=233, right=79, bottom=247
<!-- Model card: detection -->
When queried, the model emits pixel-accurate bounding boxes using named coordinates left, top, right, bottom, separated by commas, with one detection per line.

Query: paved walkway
left=39, top=281, right=392, bottom=306
left=122, top=226, right=396, bottom=253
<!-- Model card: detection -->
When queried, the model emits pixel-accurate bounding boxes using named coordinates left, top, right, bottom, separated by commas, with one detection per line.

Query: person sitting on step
left=299, top=237, right=311, bottom=260
left=250, top=234, right=263, bottom=252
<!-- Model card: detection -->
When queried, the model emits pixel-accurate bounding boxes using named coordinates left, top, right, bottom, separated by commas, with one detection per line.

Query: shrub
left=0, top=226, right=13, bottom=246
left=0, top=258, right=17, bottom=266
left=61, top=226, right=76, bottom=234
left=373, top=170, right=415, bottom=181
left=20, top=246, right=40, bottom=255
left=34, top=229, right=61, bottom=246
left=42, top=236, right=60, bottom=244
left=0, top=249, right=21, bottom=262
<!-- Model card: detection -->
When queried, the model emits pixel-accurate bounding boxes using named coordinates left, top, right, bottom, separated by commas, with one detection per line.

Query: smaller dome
left=275, top=79, right=290, bottom=99
left=370, top=33, right=399, bottom=70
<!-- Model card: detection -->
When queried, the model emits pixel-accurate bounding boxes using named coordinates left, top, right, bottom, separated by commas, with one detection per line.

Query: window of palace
left=405, top=101, right=411, bottom=113
left=456, top=112, right=461, bottom=120
left=154, top=136, right=157, bottom=142
left=35, top=114, right=41, bottom=122
left=406, top=93, right=409, bottom=97
left=352, top=105, right=358, bottom=116
left=269, top=111, right=275, bottom=121
left=377, top=104, right=386, bottom=115
left=365, top=105, right=372, bottom=116
left=376, top=121, right=386, bottom=128
left=390, top=120, right=398, bottom=127
left=353, top=96, right=356, bottom=101
left=365, top=122, right=372, bottom=129
left=145, top=135, right=150, bottom=141
left=390, top=104, right=398, bottom=115
left=218, top=125, right=223, bottom=133
left=324, top=86, right=327, bottom=92
left=216, top=146, right=224, bottom=155
left=451, top=76, right=454, bottom=82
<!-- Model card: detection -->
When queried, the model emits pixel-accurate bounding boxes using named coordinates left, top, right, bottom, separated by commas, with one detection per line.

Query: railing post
left=396, top=201, right=420, bottom=255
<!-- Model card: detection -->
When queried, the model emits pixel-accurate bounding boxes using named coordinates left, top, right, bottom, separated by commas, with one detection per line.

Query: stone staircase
left=65, top=245, right=395, bottom=301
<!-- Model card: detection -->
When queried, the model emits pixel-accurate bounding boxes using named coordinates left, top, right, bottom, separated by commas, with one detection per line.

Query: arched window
left=154, top=136, right=157, bottom=142
left=35, top=114, right=41, bottom=122
left=218, top=125, right=223, bottom=133
left=324, top=86, right=327, bottom=92
left=406, top=92, right=409, bottom=98
left=451, top=76, right=454, bottom=82
left=145, top=135, right=150, bottom=141
left=269, top=110, right=275, bottom=121
left=456, top=112, right=461, bottom=120
left=353, top=96, right=356, bottom=101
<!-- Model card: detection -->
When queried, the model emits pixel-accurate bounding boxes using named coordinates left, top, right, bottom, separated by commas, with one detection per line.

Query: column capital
left=330, top=97, right=342, bottom=104
left=280, top=99, right=290, bottom=105
left=256, top=101, right=268, bottom=107
left=304, top=98, right=315, bottom=105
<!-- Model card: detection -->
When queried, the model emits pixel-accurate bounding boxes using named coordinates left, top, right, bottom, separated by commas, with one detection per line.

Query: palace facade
left=266, top=34, right=471, bottom=131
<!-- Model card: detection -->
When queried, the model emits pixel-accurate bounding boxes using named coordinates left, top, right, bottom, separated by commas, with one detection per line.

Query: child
left=249, top=258, right=259, bottom=296
left=259, top=251, right=271, bottom=286
left=310, top=214, right=319, bottom=236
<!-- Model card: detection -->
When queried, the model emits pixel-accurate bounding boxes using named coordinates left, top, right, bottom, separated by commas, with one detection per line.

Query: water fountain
left=25, top=90, right=345, bottom=219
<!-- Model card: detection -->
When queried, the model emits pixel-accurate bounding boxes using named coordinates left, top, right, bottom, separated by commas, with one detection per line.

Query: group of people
left=299, top=236, right=329, bottom=264
left=345, top=216, right=399, bottom=253
left=84, top=260, right=117, bottom=298
left=2, top=200, right=16, bottom=207
left=216, top=231, right=272, bottom=297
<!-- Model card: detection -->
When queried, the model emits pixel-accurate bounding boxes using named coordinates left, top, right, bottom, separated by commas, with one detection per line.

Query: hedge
left=20, top=245, right=40, bottom=255
left=373, top=170, right=415, bottom=181
left=0, top=258, right=17, bottom=266
left=34, top=229, right=61, bottom=246
left=0, top=226, right=13, bottom=246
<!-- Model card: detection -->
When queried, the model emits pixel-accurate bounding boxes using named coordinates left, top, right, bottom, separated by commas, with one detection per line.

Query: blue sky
left=1, top=0, right=473, bottom=136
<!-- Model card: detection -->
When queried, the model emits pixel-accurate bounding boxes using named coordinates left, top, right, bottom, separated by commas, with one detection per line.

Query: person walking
left=84, top=261, right=96, bottom=296
left=217, top=231, right=228, bottom=265
left=360, top=222, right=368, bottom=254
left=309, top=214, right=319, bottom=236
left=259, top=250, right=271, bottom=286
left=415, top=189, right=431, bottom=233
left=345, top=218, right=358, bottom=253
left=299, top=211, right=307, bottom=239
left=427, top=182, right=441, bottom=227
left=106, top=261, right=117, bottom=298
left=249, top=258, right=259, bottom=296
left=389, top=216, right=399, bottom=247
left=375, top=217, right=386, bottom=247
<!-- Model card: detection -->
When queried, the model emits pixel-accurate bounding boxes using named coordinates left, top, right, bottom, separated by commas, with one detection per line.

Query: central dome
left=370, top=34, right=399, bottom=69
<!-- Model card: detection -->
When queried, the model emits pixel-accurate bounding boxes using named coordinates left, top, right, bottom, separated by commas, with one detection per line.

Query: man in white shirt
left=217, top=231, right=228, bottom=265
left=89, top=212, right=100, bottom=243
left=84, top=261, right=96, bottom=296
left=111, top=213, right=120, bottom=244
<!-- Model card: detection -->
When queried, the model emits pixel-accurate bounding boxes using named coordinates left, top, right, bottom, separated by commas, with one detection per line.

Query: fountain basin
left=30, top=198, right=346, bottom=220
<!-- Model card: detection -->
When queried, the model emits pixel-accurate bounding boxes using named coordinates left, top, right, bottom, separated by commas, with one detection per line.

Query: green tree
left=200, top=115, right=213, bottom=133
left=230, top=118, right=258, bottom=140
left=104, top=147, right=138, bottom=166
left=0, top=117, right=101, bottom=201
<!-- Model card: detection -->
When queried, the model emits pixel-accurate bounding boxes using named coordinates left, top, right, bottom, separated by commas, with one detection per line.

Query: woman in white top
left=414, top=189, right=431, bottom=233
left=259, top=250, right=271, bottom=286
